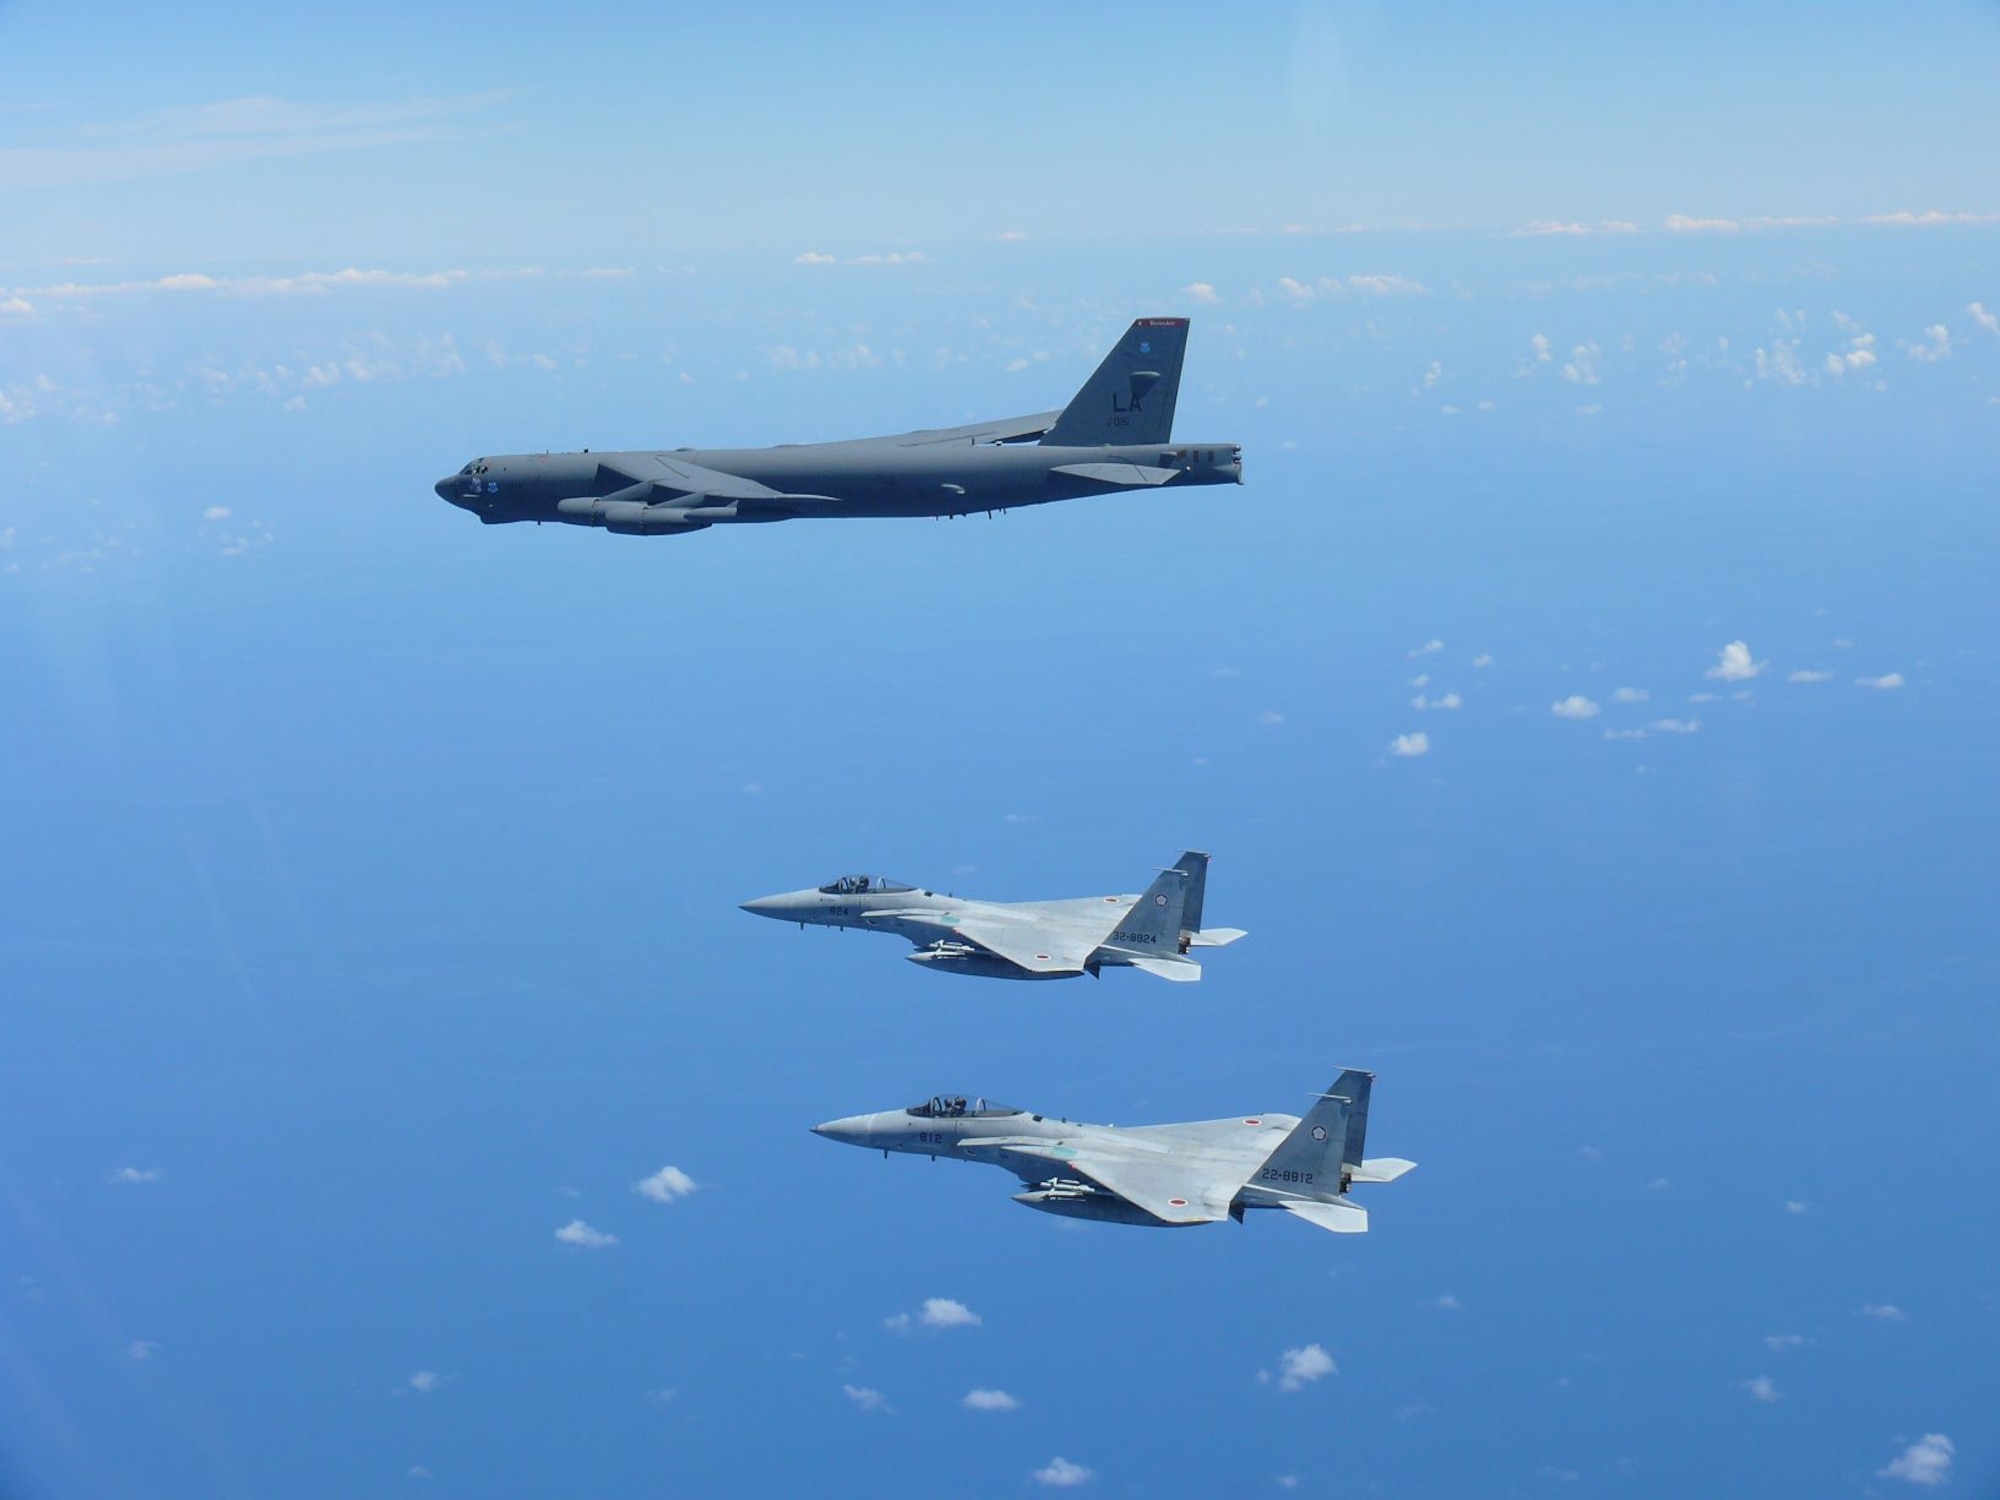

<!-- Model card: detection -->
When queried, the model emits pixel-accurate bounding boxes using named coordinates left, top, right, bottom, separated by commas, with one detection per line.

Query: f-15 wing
left=958, top=1138, right=1229, bottom=1226
left=861, top=910, right=1090, bottom=976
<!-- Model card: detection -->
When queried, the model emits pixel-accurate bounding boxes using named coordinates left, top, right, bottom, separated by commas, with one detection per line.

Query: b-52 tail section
left=1041, top=318, right=1187, bottom=447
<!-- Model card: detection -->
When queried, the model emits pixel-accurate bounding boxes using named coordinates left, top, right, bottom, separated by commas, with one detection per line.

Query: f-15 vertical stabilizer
left=1107, top=858, right=1192, bottom=953
left=1257, top=1079, right=1357, bottom=1189
left=1041, top=318, right=1188, bottom=447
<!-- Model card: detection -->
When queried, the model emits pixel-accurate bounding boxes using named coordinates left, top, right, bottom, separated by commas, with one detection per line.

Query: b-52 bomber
left=433, top=318, right=1239, bottom=534
left=739, top=851, right=1245, bottom=983
left=812, top=1069, right=1415, bottom=1235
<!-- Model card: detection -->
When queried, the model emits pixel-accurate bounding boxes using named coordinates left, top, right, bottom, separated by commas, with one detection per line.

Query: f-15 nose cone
left=810, top=1115, right=876, bottom=1145
left=739, top=895, right=789, bottom=918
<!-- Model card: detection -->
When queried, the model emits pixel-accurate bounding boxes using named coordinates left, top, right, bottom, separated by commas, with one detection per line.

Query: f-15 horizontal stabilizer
left=1124, top=955, right=1202, bottom=983
left=1280, top=1198, right=1370, bottom=1234
left=1350, top=1157, right=1417, bottom=1184
left=1187, top=927, right=1247, bottom=948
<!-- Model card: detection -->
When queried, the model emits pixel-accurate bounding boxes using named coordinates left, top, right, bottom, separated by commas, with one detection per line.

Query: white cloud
left=554, top=1219, right=617, bottom=1249
left=1857, top=673, right=1905, bottom=690
left=1764, top=1334, right=1812, bottom=1351
left=1560, top=342, right=1600, bottom=384
left=1649, top=718, right=1700, bottom=734
left=1739, top=1375, right=1782, bottom=1403
left=1421, top=359, right=1444, bottom=390
left=1528, top=334, right=1552, bottom=365
left=1409, top=638, right=1444, bottom=657
left=1784, top=1200, right=1810, bottom=1214
left=1184, top=281, right=1219, bottom=304
left=1032, top=1457, right=1094, bottom=1488
left=1471, top=653, right=1494, bottom=667
left=1576, top=1145, right=1605, bottom=1162
left=1347, top=273, right=1425, bottom=295
left=793, top=251, right=836, bottom=265
left=1389, top=731, right=1430, bottom=758
left=886, top=1297, right=980, bottom=1333
left=1971, top=301, right=1999, bottom=337
left=407, top=1466, right=433, bottom=1480
left=408, top=1370, right=442, bottom=1394
left=108, top=1166, right=161, bottom=1185
left=1411, top=692, right=1461, bottom=711
left=1879, top=1434, right=1955, bottom=1486
left=1707, top=641, right=1764, bottom=681
left=1409, top=673, right=1429, bottom=688
left=1906, top=325, right=1952, bottom=363
left=1754, top=339, right=1809, bottom=384
left=0, top=295, right=31, bottom=316
left=962, top=1388, right=1019, bottom=1411
left=1551, top=695, right=1600, bottom=720
left=1603, top=728, right=1647, bottom=741
left=1860, top=1302, right=1906, bottom=1321
left=842, top=1384, right=888, bottom=1413
left=1868, top=208, right=1999, bottom=226
left=1256, top=709, right=1286, bottom=726
left=1825, top=329, right=1878, bottom=376
left=1788, top=669, right=1833, bottom=683
left=1428, top=1295, right=1462, bottom=1312
left=1666, top=213, right=1741, bottom=233
left=202, top=504, right=232, bottom=522
left=1262, top=1343, right=1337, bottom=1393
left=1610, top=687, right=1649, bottom=703
left=128, top=1340, right=160, bottom=1361
left=633, top=1165, right=696, bottom=1203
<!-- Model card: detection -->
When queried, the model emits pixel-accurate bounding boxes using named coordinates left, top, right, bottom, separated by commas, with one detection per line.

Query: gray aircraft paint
left=740, top=851, right=1247, bottom=983
left=433, top=318, right=1240, bottom=533
left=811, top=1069, right=1416, bottom=1235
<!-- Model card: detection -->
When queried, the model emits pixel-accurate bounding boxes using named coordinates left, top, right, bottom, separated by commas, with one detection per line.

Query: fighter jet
left=812, top=1069, right=1415, bottom=1235
left=432, top=318, right=1239, bottom=534
left=739, top=851, right=1245, bottom=982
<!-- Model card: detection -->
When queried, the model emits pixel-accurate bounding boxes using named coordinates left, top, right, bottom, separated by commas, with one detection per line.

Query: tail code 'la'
left=1041, top=318, right=1188, bottom=447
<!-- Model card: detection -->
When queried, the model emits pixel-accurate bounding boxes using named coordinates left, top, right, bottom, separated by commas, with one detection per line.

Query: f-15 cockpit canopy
left=818, top=875, right=916, bottom=896
left=906, top=1096, right=1021, bottom=1120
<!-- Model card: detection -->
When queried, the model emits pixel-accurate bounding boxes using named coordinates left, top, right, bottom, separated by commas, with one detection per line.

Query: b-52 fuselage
left=813, top=1069, right=1416, bottom=1235
left=740, top=851, right=1245, bottom=983
left=433, top=318, right=1240, bottom=534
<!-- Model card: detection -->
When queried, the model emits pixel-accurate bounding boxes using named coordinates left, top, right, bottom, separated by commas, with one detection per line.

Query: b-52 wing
left=862, top=910, right=1089, bottom=976
left=591, top=456, right=834, bottom=511
left=833, top=410, right=1063, bottom=450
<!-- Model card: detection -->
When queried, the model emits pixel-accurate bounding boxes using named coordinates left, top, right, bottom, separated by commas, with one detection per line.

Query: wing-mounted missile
left=1012, top=1179, right=1177, bottom=1227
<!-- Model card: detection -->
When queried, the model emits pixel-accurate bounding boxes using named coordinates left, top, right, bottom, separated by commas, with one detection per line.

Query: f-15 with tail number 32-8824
left=433, top=318, right=1239, bottom=534
left=812, top=1069, right=1416, bottom=1235
left=740, top=851, right=1245, bottom=983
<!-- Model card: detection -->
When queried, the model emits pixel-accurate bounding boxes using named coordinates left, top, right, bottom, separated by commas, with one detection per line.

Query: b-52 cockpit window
left=905, top=1096, right=1021, bottom=1119
left=817, top=875, right=917, bottom=896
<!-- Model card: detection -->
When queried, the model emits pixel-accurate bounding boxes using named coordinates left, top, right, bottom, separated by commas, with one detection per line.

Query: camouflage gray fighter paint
left=740, top=851, right=1246, bottom=983
left=813, top=1070, right=1416, bottom=1234
left=433, top=319, right=1240, bottom=533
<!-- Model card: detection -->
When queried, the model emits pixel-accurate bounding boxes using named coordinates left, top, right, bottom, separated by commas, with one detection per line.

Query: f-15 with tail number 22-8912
left=739, top=851, right=1245, bottom=983
left=433, top=318, right=1239, bottom=535
left=812, top=1069, right=1416, bottom=1235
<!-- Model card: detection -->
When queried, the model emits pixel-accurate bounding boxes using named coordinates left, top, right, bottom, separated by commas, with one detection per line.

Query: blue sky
left=2, top=5, right=1997, bottom=1497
